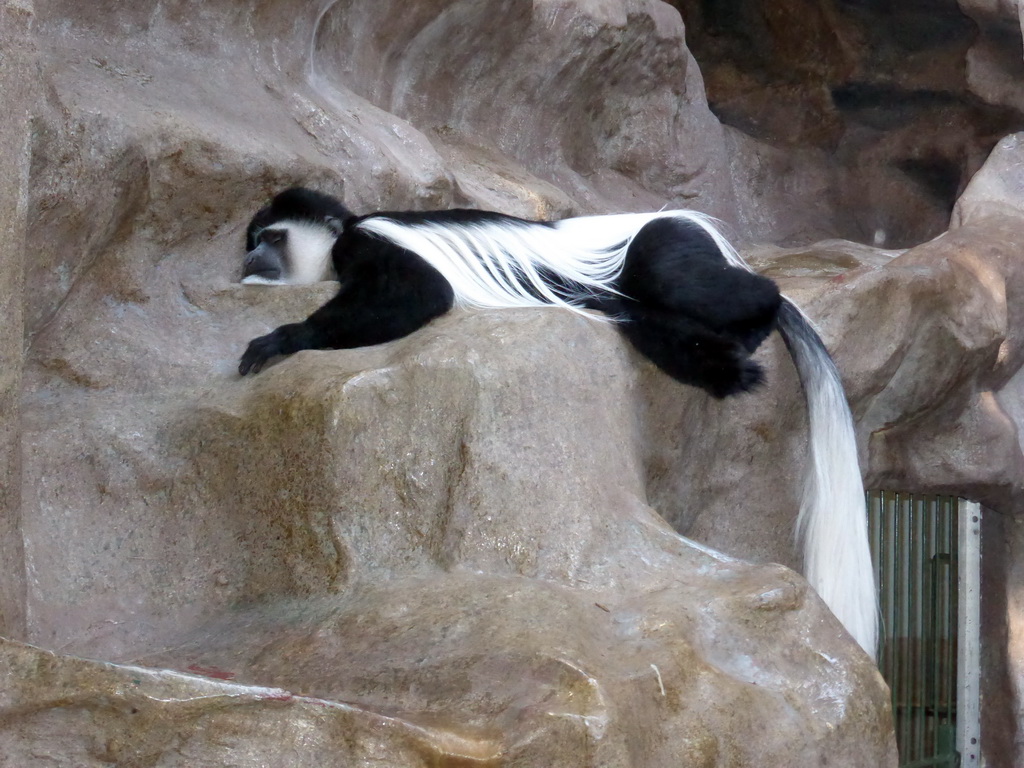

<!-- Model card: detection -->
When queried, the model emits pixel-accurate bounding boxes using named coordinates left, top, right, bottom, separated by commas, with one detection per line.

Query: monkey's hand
left=239, top=322, right=320, bottom=375
left=239, top=319, right=315, bottom=376
left=239, top=332, right=281, bottom=376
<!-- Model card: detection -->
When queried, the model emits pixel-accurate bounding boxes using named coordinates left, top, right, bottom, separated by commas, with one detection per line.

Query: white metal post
left=957, top=501, right=982, bottom=767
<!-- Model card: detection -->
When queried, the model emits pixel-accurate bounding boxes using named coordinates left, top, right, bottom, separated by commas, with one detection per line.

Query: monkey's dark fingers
left=238, top=331, right=284, bottom=376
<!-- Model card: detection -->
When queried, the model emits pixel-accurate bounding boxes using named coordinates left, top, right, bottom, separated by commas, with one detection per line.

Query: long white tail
left=776, top=300, right=878, bottom=658
left=677, top=215, right=879, bottom=658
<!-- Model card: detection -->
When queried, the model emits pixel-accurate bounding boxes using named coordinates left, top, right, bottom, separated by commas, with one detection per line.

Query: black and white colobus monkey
left=238, top=187, right=878, bottom=658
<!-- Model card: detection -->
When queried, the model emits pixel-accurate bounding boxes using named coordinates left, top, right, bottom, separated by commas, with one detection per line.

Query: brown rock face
left=7, top=0, right=903, bottom=764
left=18, top=296, right=897, bottom=765
left=0, top=0, right=34, bottom=640
left=313, top=0, right=736, bottom=216
left=15, top=0, right=1024, bottom=766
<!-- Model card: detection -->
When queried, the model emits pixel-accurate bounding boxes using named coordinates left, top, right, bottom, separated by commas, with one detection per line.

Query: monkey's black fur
left=601, top=218, right=780, bottom=396
left=245, top=188, right=354, bottom=251
left=238, top=189, right=781, bottom=399
left=240, top=222, right=456, bottom=375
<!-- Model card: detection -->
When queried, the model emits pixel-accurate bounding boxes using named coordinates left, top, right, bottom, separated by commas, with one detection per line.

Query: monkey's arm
left=239, top=253, right=454, bottom=376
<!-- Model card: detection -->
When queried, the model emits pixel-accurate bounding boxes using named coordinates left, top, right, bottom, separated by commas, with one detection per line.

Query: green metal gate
left=866, top=492, right=981, bottom=768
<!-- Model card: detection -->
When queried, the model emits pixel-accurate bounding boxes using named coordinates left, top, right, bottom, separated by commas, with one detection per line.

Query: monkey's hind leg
left=619, top=218, right=782, bottom=355
left=617, top=303, right=764, bottom=398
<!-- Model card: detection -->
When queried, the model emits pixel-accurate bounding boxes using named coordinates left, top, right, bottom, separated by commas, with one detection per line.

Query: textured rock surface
left=18, top=297, right=897, bottom=766
left=313, top=0, right=737, bottom=217
left=4, top=1, right=903, bottom=765
left=958, top=0, right=1024, bottom=113
left=0, top=0, right=35, bottom=638
left=10, top=0, right=1024, bottom=765
left=1, top=637, right=508, bottom=767
left=953, top=131, right=1024, bottom=226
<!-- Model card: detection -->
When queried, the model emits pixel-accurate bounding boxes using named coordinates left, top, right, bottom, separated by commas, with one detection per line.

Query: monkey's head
left=242, top=187, right=353, bottom=285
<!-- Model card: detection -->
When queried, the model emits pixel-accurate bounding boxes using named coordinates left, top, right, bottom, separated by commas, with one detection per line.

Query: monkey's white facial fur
left=241, top=221, right=337, bottom=285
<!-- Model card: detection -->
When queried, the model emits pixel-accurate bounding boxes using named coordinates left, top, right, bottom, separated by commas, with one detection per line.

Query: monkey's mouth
left=242, top=266, right=281, bottom=278
left=241, top=270, right=284, bottom=285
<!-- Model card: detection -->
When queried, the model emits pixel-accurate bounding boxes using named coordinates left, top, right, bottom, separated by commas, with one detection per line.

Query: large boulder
left=17, top=283, right=896, bottom=765
left=18, top=0, right=1024, bottom=765
left=7, top=0, right=903, bottom=763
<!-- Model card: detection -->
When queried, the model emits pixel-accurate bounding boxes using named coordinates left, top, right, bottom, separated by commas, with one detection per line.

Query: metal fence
left=866, top=492, right=980, bottom=768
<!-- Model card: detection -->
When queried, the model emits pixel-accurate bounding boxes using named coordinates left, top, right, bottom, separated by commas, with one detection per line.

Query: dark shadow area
left=670, top=0, right=1024, bottom=247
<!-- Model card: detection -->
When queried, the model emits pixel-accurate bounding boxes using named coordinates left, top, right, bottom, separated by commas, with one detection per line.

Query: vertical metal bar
left=948, top=498, right=955, bottom=726
left=931, top=497, right=937, bottom=763
left=904, top=493, right=914, bottom=760
left=878, top=492, right=888, bottom=678
left=949, top=498, right=958, bottom=735
left=942, top=498, right=952, bottom=729
left=884, top=493, right=892, bottom=692
left=892, top=492, right=904, bottom=759
left=870, top=493, right=881, bottom=654
left=928, top=497, right=939, bottom=760
left=897, top=493, right=913, bottom=765
left=941, top=497, right=956, bottom=767
left=939, top=498, right=948, bottom=758
left=869, top=491, right=878, bottom=574
left=912, top=495, right=922, bottom=762
left=875, top=493, right=883, bottom=663
left=942, top=495, right=950, bottom=729
left=957, top=502, right=981, bottom=767
left=921, top=499, right=929, bottom=765
left=910, top=496, right=919, bottom=762
left=913, top=499, right=921, bottom=765
left=869, top=491, right=880, bottom=672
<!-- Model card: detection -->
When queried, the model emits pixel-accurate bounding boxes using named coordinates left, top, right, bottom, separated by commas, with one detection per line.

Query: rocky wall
left=0, top=0, right=35, bottom=639
left=669, top=0, right=1024, bottom=248
left=7, top=0, right=1024, bottom=765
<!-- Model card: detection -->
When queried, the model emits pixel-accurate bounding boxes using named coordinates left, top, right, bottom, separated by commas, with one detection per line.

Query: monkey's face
left=242, top=227, right=289, bottom=284
left=241, top=221, right=337, bottom=285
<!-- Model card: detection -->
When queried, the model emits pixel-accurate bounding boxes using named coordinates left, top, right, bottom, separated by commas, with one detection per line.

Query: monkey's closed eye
left=260, top=229, right=287, bottom=246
